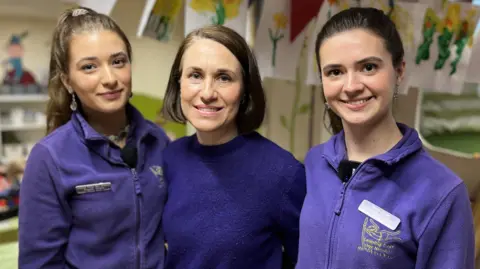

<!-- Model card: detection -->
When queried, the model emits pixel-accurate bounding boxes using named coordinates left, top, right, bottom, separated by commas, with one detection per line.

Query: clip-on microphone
left=337, top=160, right=356, bottom=183
left=120, top=144, right=138, bottom=169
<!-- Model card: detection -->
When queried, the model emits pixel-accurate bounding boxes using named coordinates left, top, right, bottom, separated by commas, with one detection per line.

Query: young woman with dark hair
left=297, top=7, right=474, bottom=269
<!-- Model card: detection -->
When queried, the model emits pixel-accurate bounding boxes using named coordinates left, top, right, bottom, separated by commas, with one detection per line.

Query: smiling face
left=180, top=38, right=243, bottom=136
left=65, top=30, right=132, bottom=116
left=319, top=29, right=404, bottom=129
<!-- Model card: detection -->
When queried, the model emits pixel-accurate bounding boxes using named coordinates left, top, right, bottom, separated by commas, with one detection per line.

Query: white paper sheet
left=254, top=0, right=307, bottom=81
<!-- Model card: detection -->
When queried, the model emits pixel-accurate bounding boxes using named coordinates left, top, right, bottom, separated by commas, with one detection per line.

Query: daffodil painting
left=268, top=13, right=287, bottom=67
left=185, top=0, right=248, bottom=38
left=138, top=0, right=182, bottom=42
left=189, top=0, right=244, bottom=25
left=254, top=0, right=306, bottom=81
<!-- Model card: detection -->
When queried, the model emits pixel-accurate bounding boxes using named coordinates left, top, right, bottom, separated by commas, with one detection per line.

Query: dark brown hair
left=46, top=6, right=132, bottom=134
left=161, top=25, right=266, bottom=134
left=315, top=7, right=405, bottom=134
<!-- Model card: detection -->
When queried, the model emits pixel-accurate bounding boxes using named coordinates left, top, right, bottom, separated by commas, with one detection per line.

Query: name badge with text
left=358, top=200, right=401, bottom=231
left=75, top=182, right=112, bottom=195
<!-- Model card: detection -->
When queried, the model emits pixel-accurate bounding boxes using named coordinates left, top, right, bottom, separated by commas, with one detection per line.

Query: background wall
left=0, top=0, right=325, bottom=160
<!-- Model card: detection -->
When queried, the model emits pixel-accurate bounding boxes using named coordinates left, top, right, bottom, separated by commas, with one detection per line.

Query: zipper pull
left=334, top=187, right=347, bottom=215
left=131, top=168, right=142, bottom=195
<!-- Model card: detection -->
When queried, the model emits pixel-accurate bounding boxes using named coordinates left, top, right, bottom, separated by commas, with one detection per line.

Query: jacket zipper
left=324, top=157, right=365, bottom=269
left=131, top=168, right=142, bottom=269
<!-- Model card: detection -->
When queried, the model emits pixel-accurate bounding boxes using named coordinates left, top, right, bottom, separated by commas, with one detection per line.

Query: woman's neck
left=83, top=107, right=128, bottom=137
left=343, top=114, right=402, bottom=162
left=196, top=125, right=238, bottom=146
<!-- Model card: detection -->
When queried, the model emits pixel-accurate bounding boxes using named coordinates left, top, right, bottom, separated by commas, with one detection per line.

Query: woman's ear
left=60, top=74, right=73, bottom=94
left=395, top=60, right=406, bottom=85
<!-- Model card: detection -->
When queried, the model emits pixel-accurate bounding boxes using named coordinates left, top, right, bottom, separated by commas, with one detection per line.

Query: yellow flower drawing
left=189, top=0, right=243, bottom=25
left=152, top=0, right=182, bottom=17
left=273, top=13, right=288, bottom=29
left=268, top=12, right=288, bottom=67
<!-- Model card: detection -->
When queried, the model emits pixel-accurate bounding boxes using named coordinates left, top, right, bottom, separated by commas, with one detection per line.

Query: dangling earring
left=325, top=102, right=330, bottom=110
left=393, top=84, right=399, bottom=101
left=70, top=92, right=77, bottom=111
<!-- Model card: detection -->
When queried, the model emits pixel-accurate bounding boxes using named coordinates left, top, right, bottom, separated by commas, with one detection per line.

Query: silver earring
left=325, top=102, right=330, bottom=110
left=393, top=84, right=399, bottom=101
left=70, top=93, right=77, bottom=111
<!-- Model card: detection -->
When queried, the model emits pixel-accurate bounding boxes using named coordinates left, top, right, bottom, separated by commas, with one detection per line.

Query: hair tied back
left=72, top=8, right=88, bottom=17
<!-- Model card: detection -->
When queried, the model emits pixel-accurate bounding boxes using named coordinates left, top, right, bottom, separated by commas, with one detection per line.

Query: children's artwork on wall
left=409, top=2, right=480, bottom=94
left=184, top=0, right=249, bottom=38
left=0, top=31, right=43, bottom=95
left=137, top=0, right=183, bottom=42
left=254, top=0, right=307, bottom=81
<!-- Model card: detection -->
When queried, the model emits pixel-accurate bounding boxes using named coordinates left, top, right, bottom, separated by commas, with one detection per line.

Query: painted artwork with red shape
left=3, top=69, right=36, bottom=86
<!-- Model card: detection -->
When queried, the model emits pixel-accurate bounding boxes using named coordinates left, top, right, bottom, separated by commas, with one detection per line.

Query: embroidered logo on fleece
left=149, top=165, right=164, bottom=185
left=357, top=217, right=402, bottom=259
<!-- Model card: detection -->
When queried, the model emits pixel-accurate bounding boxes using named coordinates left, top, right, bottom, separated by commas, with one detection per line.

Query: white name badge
left=358, top=200, right=401, bottom=231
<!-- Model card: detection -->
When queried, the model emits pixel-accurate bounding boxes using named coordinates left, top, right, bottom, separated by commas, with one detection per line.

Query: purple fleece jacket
left=296, top=123, right=474, bottom=269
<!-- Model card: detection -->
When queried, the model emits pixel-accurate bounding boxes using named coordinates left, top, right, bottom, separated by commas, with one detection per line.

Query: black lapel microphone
left=120, top=144, right=138, bottom=168
left=337, top=160, right=353, bottom=183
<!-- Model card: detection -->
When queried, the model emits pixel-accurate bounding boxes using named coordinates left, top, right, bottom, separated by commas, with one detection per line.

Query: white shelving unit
left=0, top=94, right=49, bottom=163
left=0, top=94, right=49, bottom=103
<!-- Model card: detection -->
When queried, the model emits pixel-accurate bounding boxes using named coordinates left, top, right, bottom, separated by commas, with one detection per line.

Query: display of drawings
left=184, top=0, right=249, bottom=38
left=137, top=0, right=183, bottom=42
left=254, top=0, right=306, bottom=81
left=136, top=0, right=480, bottom=93
left=409, top=1, right=480, bottom=94
left=304, top=0, right=480, bottom=95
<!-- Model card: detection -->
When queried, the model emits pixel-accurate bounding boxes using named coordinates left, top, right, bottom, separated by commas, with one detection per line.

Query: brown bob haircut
left=45, top=6, right=132, bottom=134
left=161, top=25, right=266, bottom=134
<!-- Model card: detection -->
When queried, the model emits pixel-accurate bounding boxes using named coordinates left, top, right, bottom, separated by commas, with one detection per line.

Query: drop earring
left=393, top=84, right=399, bottom=101
left=70, top=92, right=77, bottom=111
left=325, top=102, right=330, bottom=110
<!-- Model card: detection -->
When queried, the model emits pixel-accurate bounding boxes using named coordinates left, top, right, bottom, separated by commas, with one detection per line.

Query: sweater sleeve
left=415, top=183, right=475, bottom=269
left=19, top=143, right=71, bottom=269
left=274, top=161, right=307, bottom=268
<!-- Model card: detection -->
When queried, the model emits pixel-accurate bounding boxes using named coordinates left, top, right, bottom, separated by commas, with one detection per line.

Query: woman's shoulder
left=163, top=135, right=193, bottom=155
left=246, top=132, right=297, bottom=158
left=244, top=132, right=304, bottom=175
left=38, top=120, right=77, bottom=151
left=403, top=149, right=464, bottom=196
